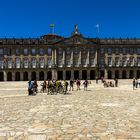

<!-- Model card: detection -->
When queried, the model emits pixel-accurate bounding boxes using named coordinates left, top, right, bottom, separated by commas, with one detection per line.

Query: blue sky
left=0, top=0, right=140, bottom=38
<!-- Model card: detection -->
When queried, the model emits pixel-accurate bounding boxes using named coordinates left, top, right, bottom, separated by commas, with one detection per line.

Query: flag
left=50, top=23, right=55, bottom=27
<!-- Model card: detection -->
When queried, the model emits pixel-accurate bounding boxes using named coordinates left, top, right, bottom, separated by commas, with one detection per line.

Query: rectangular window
left=16, top=48, right=20, bottom=55
left=115, top=48, right=119, bottom=55
left=24, top=49, right=28, bottom=55
left=130, top=48, right=134, bottom=55
left=100, top=48, right=104, bottom=54
left=7, top=48, right=12, bottom=56
left=122, top=48, right=126, bottom=55
left=108, top=57, right=112, bottom=66
left=15, top=58, right=20, bottom=68
left=48, top=48, right=52, bottom=56
left=108, top=48, right=112, bottom=55
left=32, top=48, right=36, bottom=55
left=40, top=48, right=44, bottom=56
left=137, top=48, right=140, bottom=55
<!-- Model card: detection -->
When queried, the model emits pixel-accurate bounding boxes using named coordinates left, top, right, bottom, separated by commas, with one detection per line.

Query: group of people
left=102, top=78, right=118, bottom=88
left=28, top=79, right=89, bottom=95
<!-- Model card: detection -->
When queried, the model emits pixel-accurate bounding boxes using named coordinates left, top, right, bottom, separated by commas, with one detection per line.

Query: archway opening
left=31, top=71, right=36, bottom=81
left=7, top=72, right=12, bottom=81
left=23, top=72, right=28, bottom=81
left=39, top=71, right=44, bottom=81
left=82, top=70, right=87, bottom=80
left=129, top=70, right=134, bottom=79
left=47, top=71, right=52, bottom=80
left=0, top=72, right=4, bottom=81
left=66, top=71, right=71, bottom=80
left=122, top=70, right=126, bottom=79
left=74, top=70, right=79, bottom=80
left=115, top=70, right=119, bottom=79
left=137, top=70, right=140, bottom=79
left=90, top=70, right=95, bottom=80
left=108, top=70, right=112, bottom=79
left=100, top=70, right=104, bottom=78
left=15, top=72, right=20, bottom=81
left=57, top=71, right=63, bottom=80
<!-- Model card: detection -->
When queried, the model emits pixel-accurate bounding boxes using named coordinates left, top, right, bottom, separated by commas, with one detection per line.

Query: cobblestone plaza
left=0, top=80, right=140, bottom=140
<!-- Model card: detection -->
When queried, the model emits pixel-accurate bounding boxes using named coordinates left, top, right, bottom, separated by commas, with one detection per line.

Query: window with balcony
left=15, top=58, right=20, bottom=68
left=8, top=59, right=12, bottom=69
left=40, top=58, right=45, bottom=68
left=100, top=48, right=104, bottom=54
left=115, top=57, right=119, bottom=66
left=122, top=47, right=126, bottom=55
left=66, top=48, right=70, bottom=55
left=24, top=58, right=29, bottom=68
left=130, top=57, right=134, bottom=66
left=108, top=57, right=112, bottom=66
left=122, top=57, right=127, bottom=66
left=32, top=58, right=36, bottom=68
left=47, top=57, right=52, bottom=68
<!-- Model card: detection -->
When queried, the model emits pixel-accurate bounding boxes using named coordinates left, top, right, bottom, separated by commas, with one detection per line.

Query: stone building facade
left=0, top=26, right=140, bottom=81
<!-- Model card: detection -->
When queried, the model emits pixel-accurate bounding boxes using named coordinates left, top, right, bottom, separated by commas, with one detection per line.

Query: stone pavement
left=0, top=80, right=140, bottom=140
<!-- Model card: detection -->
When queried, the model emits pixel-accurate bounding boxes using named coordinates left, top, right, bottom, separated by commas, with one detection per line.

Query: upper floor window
left=47, top=48, right=52, bottom=56
left=24, top=48, right=28, bottom=55
left=40, top=48, right=44, bottom=56
left=130, top=48, right=134, bottom=55
left=0, top=49, right=4, bottom=55
left=107, top=48, right=112, bottom=55
left=137, top=48, right=140, bottom=55
left=32, top=48, right=36, bottom=55
left=16, top=48, right=20, bottom=55
left=100, top=48, right=104, bottom=54
left=115, top=48, right=119, bottom=55
left=122, top=48, right=126, bottom=55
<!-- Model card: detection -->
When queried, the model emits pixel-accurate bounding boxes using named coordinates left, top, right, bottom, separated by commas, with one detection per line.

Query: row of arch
left=0, top=70, right=140, bottom=81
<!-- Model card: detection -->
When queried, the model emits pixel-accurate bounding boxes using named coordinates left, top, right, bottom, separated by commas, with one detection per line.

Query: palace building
left=0, top=25, right=140, bottom=81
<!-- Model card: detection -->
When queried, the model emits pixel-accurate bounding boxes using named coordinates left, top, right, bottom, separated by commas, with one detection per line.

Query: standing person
left=33, top=80, right=38, bottom=94
left=114, top=78, right=118, bottom=87
left=28, top=80, right=33, bottom=95
left=76, top=79, right=81, bottom=90
left=69, top=79, right=74, bottom=91
left=40, top=80, right=46, bottom=93
left=83, top=79, right=88, bottom=91
left=133, top=77, right=136, bottom=90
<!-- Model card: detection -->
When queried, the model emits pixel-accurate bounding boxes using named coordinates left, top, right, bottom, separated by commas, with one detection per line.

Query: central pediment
left=56, top=34, right=96, bottom=46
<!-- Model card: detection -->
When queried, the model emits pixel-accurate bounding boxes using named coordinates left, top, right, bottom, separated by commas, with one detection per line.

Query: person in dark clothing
left=69, top=79, right=74, bottom=91
left=28, top=80, right=33, bottom=95
left=133, top=77, right=136, bottom=90
left=114, top=78, right=118, bottom=87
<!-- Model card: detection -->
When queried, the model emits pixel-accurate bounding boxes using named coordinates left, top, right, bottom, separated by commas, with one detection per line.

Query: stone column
left=71, top=49, right=73, bottom=66
left=87, top=70, right=90, bottom=80
left=112, top=70, right=115, bottom=79
left=3, top=71, right=7, bottom=81
left=52, top=69, right=57, bottom=80
left=71, top=70, right=74, bottom=79
left=20, top=71, right=23, bottom=81
left=63, top=49, right=65, bottom=66
left=36, top=71, right=39, bottom=81
left=63, top=70, right=66, bottom=80
left=12, top=71, right=15, bottom=81
left=119, top=70, right=122, bottom=79
left=54, top=49, right=57, bottom=65
left=78, top=50, right=81, bottom=65
left=134, top=70, right=137, bottom=78
left=86, top=49, right=89, bottom=65
left=104, top=69, right=108, bottom=79
left=126, top=70, right=129, bottom=79
left=28, top=71, right=31, bottom=81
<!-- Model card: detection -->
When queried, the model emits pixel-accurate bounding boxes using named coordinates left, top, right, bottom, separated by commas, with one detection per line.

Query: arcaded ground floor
left=0, top=68, right=140, bottom=81
left=0, top=80, right=140, bottom=140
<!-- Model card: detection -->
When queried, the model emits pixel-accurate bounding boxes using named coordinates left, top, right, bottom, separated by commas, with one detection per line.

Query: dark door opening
left=100, top=70, right=104, bottom=78
left=108, top=70, right=112, bottom=79
left=137, top=70, right=140, bottom=78
left=23, top=72, right=28, bottom=81
left=66, top=71, right=71, bottom=80
left=122, top=70, right=126, bottom=79
left=58, top=71, right=63, bottom=80
left=31, top=71, right=36, bottom=81
left=115, top=70, right=119, bottom=79
left=39, top=71, right=44, bottom=80
left=47, top=71, right=52, bottom=80
left=7, top=72, right=12, bottom=81
left=90, top=70, right=95, bottom=80
left=0, top=72, right=4, bottom=81
left=129, top=70, right=133, bottom=79
left=74, top=70, right=79, bottom=80
left=82, top=70, right=87, bottom=80
left=15, top=72, right=20, bottom=81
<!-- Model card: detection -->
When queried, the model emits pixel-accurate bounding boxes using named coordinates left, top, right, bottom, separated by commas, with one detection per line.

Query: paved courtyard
left=0, top=80, right=140, bottom=140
